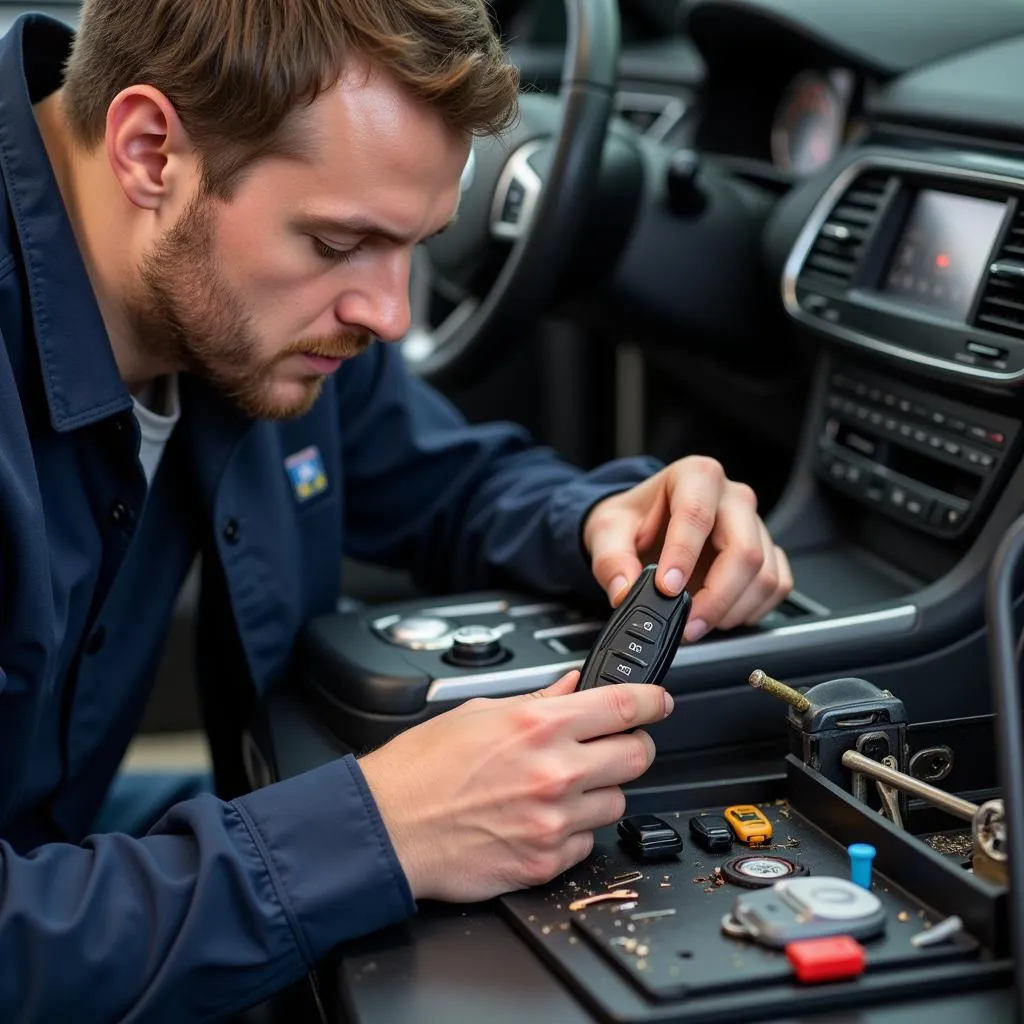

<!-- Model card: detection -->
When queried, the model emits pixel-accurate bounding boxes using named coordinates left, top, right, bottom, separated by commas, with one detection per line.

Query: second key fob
left=576, top=565, right=691, bottom=691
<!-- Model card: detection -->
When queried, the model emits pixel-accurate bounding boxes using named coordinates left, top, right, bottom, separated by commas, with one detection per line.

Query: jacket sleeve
left=0, top=755, right=414, bottom=1023
left=338, top=342, right=662, bottom=599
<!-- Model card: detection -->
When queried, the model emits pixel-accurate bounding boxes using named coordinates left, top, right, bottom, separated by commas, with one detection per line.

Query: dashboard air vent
left=799, top=173, right=891, bottom=287
left=972, top=207, right=1024, bottom=339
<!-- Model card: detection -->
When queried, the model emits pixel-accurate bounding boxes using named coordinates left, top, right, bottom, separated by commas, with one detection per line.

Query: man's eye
left=313, top=238, right=358, bottom=263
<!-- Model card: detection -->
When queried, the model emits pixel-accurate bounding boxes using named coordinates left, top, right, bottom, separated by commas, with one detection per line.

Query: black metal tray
left=500, top=756, right=1010, bottom=1023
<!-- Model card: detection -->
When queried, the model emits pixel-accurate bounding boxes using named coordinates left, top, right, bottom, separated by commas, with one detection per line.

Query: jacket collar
left=0, top=14, right=130, bottom=432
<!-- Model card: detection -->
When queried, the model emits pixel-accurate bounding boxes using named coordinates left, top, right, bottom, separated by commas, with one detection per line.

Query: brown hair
left=62, top=0, right=520, bottom=195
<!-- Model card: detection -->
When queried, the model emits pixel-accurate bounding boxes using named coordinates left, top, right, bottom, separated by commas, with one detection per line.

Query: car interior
left=12, top=0, right=1024, bottom=1020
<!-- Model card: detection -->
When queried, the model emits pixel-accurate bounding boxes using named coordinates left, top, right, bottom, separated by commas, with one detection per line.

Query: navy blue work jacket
left=0, top=13, right=659, bottom=1023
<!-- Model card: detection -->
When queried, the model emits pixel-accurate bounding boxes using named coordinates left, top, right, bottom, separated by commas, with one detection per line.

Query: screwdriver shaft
left=842, top=749, right=979, bottom=822
left=748, top=668, right=811, bottom=713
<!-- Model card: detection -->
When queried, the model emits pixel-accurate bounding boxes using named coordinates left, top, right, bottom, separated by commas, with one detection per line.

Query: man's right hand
left=358, top=671, right=673, bottom=902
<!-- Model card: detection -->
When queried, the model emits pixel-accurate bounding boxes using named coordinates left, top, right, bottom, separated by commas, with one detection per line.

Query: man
left=0, top=1, right=791, bottom=1020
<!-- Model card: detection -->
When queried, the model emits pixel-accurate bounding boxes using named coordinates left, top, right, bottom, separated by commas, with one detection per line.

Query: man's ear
left=105, top=85, right=195, bottom=211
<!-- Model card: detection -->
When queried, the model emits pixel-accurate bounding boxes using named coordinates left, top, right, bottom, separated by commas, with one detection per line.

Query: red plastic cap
left=785, top=935, right=866, bottom=984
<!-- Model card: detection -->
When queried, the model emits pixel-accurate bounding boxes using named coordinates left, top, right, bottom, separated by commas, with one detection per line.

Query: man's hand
left=582, top=456, right=792, bottom=642
left=358, top=671, right=672, bottom=902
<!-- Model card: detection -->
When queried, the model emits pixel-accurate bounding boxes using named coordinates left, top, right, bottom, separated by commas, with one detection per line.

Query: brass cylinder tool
left=748, top=669, right=811, bottom=713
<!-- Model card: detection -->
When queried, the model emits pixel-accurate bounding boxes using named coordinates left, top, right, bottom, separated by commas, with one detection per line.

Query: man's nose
left=334, top=252, right=412, bottom=343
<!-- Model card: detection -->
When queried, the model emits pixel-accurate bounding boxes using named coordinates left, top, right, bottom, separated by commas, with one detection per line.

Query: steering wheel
left=400, top=0, right=620, bottom=386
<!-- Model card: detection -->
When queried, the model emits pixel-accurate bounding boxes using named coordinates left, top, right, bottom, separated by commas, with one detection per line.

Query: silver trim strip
left=781, top=151, right=1024, bottom=384
left=615, top=90, right=688, bottom=144
left=490, top=141, right=544, bottom=241
left=508, top=602, right=564, bottom=618
left=532, top=621, right=603, bottom=641
left=420, top=600, right=509, bottom=617
left=425, top=604, right=918, bottom=702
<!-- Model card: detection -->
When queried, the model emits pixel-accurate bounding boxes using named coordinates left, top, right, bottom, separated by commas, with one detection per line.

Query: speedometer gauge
left=770, top=71, right=845, bottom=177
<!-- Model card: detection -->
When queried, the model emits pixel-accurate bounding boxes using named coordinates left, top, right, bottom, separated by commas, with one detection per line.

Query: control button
left=943, top=441, right=961, bottom=456
left=600, top=652, right=648, bottom=685
left=500, top=178, right=527, bottom=225
left=865, top=478, right=886, bottom=502
left=855, top=405, right=870, bottom=420
left=947, top=418, right=966, bottom=434
left=966, top=340, right=1008, bottom=361
left=445, top=625, right=507, bottom=667
left=827, top=394, right=843, bottom=410
left=868, top=411, right=884, bottom=426
left=930, top=411, right=946, bottom=427
left=882, top=393, right=896, bottom=407
left=888, top=486, right=906, bottom=508
left=613, top=629, right=654, bottom=666
left=844, top=464, right=862, bottom=484
left=912, top=403, right=929, bottom=420
left=913, top=429, right=928, bottom=443
left=987, top=430, right=1006, bottom=447
left=905, top=495, right=931, bottom=518
left=965, top=448, right=994, bottom=468
left=980, top=452, right=995, bottom=468
left=626, top=608, right=664, bottom=644
left=841, top=399, right=856, bottom=416
left=897, top=399, right=912, bottom=414
left=854, top=383, right=868, bottom=397
left=884, top=417, right=898, bottom=431
left=899, top=423, right=914, bottom=438
left=934, top=505, right=964, bottom=528
left=868, top=387, right=882, bottom=403
left=928, top=435, right=943, bottom=449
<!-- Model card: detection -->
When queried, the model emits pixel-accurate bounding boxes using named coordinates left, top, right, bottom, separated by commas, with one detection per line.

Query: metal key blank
left=576, top=565, right=692, bottom=691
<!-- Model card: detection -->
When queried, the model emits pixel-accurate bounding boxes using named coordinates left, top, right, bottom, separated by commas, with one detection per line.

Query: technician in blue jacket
left=0, top=1, right=792, bottom=1021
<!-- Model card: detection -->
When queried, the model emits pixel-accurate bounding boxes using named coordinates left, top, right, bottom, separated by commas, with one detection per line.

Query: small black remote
left=576, top=565, right=692, bottom=691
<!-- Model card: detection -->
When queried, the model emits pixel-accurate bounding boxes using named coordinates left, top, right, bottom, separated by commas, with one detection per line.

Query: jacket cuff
left=550, top=455, right=664, bottom=601
left=231, top=755, right=416, bottom=966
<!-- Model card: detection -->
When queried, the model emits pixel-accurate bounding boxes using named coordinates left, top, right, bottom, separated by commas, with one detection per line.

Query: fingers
left=531, top=670, right=581, bottom=699
left=574, top=729, right=657, bottom=792
left=585, top=504, right=645, bottom=606
left=683, top=480, right=765, bottom=640
left=714, top=518, right=780, bottom=630
left=656, top=457, right=725, bottom=599
left=550, top=682, right=674, bottom=742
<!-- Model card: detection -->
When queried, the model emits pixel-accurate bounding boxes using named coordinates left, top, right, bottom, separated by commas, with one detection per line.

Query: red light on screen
left=935, top=253, right=951, bottom=269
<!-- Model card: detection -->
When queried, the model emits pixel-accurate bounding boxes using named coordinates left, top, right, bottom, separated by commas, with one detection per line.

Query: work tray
left=500, top=755, right=1010, bottom=1023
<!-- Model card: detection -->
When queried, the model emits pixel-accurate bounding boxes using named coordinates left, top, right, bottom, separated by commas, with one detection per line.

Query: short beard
left=128, top=195, right=370, bottom=420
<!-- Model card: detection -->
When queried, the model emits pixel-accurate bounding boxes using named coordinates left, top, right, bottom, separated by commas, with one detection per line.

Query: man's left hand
left=582, top=456, right=792, bottom=642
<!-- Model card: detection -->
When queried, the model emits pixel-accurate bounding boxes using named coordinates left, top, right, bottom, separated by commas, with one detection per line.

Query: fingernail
left=663, top=568, right=685, bottom=594
left=663, top=691, right=675, bottom=716
left=609, top=575, right=628, bottom=603
left=684, top=618, right=708, bottom=642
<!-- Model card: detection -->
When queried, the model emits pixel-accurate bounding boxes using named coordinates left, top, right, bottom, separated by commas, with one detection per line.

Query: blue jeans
left=91, top=769, right=215, bottom=838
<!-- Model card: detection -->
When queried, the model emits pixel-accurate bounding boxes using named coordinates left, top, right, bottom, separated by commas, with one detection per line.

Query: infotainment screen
left=880, top=189, right=1008, bottom=320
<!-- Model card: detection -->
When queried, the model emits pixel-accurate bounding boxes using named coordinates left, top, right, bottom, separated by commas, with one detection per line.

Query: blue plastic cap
left=848, top=842, right=877, bottom=889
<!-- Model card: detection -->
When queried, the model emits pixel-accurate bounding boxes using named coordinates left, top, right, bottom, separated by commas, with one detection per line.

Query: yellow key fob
left=724, top=804, right=773, bottom=846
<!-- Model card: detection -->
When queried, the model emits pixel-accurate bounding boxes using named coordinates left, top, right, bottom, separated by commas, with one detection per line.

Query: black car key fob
left=576, top=565, right=692, bottom=691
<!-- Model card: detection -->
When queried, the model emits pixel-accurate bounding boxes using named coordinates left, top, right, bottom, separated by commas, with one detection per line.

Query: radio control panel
left=817, top=366, right=1019, bottom=537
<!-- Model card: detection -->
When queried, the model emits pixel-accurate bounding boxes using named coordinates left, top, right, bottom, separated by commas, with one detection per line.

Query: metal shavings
left=704, top=887, right=714, bottom=893
left=609, top=871, right=643, bottom=887
left=618, top=901, right=638, bottom=910
left=663, top=874, right=671, bottom=881
left=568, top=889, right=639, bottom=912
left=559, top=922, right=570, bottom=931
left=636, top=959, right=648, bottom=970
left=627, top=923, right=636, bottom=933
left=527, top=915, right=536, bottom=922
left=898, top=911, right=910, bottom=923
left=612, top=937, right=639, bottom=953
left=630, top=908, right=677, bottom=922
left=911, top=915, right=963, bottom=947
left=541, top=925, right=552, bottom=935
left=635, top=944, right=651, bottom=957
left=924, top=833, right=974, bottom=858
left=568, top=936, right=578, bottom=945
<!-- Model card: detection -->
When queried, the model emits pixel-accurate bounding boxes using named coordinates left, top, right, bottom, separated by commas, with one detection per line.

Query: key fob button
left=599, top=652, right=648, bottom=684
left=626, top=607, right=664, bottom=643
left=612, top=629, right=654, bottom=666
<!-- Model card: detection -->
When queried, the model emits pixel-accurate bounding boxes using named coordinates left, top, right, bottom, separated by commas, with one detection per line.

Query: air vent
left=972, top=207, right=1024, bottom=339
left=799, top=174, right=891, bottom=287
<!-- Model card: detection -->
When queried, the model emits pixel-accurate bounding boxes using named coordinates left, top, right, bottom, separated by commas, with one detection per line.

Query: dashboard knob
left=444, top=624, right=508, bottom=667
left=377, top=616, right=455, bottom=650
left=666, top=147, right=705, bottom=217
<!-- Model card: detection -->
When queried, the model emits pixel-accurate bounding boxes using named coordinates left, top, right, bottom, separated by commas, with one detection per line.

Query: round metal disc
left=721, top=854, right=810, bottom=889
